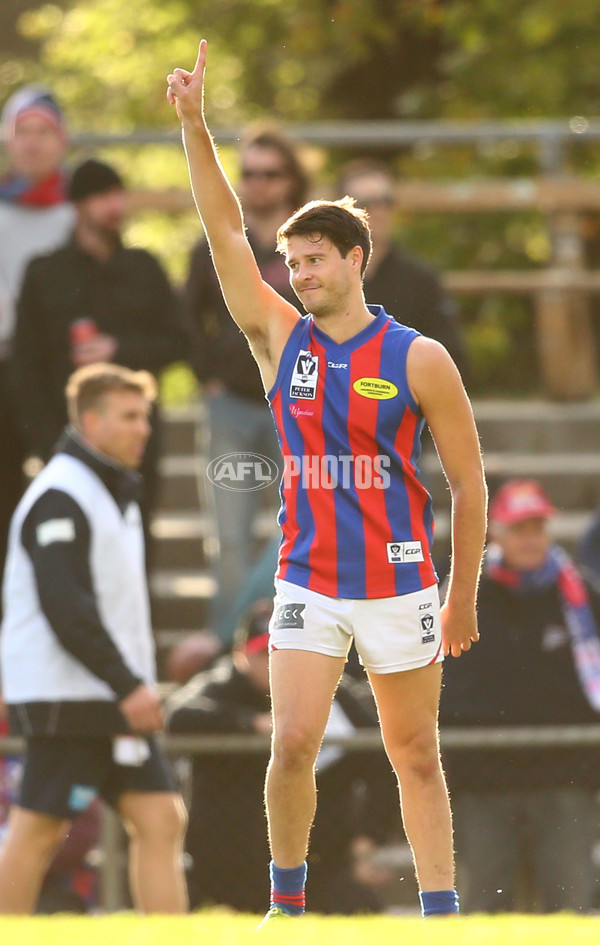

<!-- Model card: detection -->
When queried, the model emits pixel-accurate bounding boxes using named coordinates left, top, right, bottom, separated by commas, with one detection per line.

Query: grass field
left=0, top=912, right=598, bottom=945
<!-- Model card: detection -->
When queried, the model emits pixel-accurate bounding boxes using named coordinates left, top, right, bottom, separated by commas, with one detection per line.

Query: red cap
left=489, top=479, right=557, bottom=526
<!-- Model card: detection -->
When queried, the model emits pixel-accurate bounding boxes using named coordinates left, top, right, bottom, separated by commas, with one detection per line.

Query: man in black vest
left=0, top=363, right=188, bottom=914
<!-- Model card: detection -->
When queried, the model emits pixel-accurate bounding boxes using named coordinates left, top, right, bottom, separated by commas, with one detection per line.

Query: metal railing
left=68, top=117, right=600, bottom=173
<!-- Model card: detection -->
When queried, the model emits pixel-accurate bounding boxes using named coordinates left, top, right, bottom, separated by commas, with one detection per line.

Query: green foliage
left=3, top=0, right=600, bottom=397
left=6, top=1, right=600, bottom=130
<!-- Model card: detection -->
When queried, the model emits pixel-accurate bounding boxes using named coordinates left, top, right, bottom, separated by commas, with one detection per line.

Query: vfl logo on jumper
left=387, top=541, right=424, bottom=564
left=353, top=377, right=398, bottom=400
left=206, top=452, right=280, bottom=492
left=420, top=613, right=436, bottom=645
left=290, top=350, right=319, bottom=400
left=274, top=604, right=306, bottom=630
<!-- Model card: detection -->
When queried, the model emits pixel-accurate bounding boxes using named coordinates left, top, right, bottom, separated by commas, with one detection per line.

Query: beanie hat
left=68, top=159, right=124, bottom=203
left=1, top=85, right=66, bottom=140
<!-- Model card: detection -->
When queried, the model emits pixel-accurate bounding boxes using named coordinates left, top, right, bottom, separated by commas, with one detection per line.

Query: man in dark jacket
left=441, top=479, right=600, bottom=913
left=11, top=159, right=186, bottom=549
left=166, top=600, right=399, bottom=913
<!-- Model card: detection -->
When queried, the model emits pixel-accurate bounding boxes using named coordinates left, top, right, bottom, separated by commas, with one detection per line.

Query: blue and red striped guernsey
left=268, top=305, right=438, bottom=599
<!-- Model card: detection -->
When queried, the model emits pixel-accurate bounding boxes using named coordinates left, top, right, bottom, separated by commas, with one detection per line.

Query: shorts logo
left=274, top=603, right=305, bottom=630
left=290, top=350, right=319, bottom=400
left=420, top=613, right=436, bottom=644
left=387, top=541, right=424, bottom=564
left=68, top=784, right=98, bottom=812
left=353, top=377, right=398, bottom=400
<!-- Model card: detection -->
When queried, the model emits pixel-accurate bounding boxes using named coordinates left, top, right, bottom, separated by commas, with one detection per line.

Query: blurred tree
left=2, top=0, right=600, bottom=128
left=3, top=0, right=599, bottom=396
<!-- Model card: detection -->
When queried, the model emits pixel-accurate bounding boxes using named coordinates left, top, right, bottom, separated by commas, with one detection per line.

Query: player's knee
left=272, top=724, right=320, bottom=772
left=387, top=730, right=441, bottom=783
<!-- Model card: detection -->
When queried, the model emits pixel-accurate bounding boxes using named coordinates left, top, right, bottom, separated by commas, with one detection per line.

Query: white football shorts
left=269, top=578, right=443, bottom=674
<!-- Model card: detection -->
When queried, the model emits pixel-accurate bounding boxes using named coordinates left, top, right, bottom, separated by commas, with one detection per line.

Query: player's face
left=285, top=233, right=358, bottom=318
left=82, top=390, right=151, bottom=469
left=7, top=114, right=67, bottom=182
left=495, top=517, right=551, bottom=571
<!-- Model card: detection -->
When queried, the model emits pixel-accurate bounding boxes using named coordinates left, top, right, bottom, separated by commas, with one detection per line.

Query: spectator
left=0, top=362, right=188, bottom=914
left=337, top=160, right=467, bottom=376
left=0, top=85, right=75, bottom=611
left=184, top=126, right=310, bottom=642
left=441, top=479, right=600, bottom=913
left=11, top=158, right=186, bottom=555
left=165, top=599, right=399, bottom=914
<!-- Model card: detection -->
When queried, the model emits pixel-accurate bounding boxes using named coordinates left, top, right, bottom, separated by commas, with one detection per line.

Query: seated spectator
left=441, top=479, right=600, bottom=913
left=165, top=600, right=399, bottom=913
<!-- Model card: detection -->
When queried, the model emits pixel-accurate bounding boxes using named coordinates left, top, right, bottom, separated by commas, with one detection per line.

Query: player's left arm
left=407, top=336, right=487, bottom=657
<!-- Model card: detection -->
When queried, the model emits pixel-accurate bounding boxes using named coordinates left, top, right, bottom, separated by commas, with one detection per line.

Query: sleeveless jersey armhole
left=266, top=316, right=310, bottom=402
left=400, top=331, right=422, bottom=417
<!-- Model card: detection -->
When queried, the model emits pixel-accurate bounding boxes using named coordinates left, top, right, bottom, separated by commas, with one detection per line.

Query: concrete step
left=151, top=512, right=208, bottom=569
left=161, top=404, right=203, bottom=455
left=161, top=400, right=600, bottom=459
left=150, top=569, right=214, bottom=630
left=425, top=451, right=600, bottom=512
left=473, top=400, right=600, bottom=454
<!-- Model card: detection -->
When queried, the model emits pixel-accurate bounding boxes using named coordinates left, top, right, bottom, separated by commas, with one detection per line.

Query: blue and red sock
left=269, top=861, right=307, bottom=915
left=419, top=889, right=459, bottom=917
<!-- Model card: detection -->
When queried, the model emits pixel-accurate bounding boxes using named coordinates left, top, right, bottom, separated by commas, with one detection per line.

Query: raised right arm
left=167, top=40, right=299, bottom=387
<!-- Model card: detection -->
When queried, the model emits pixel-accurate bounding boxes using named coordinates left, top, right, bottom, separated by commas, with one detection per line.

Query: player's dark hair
left=276, top=197, right=372, bottom=276
left=66, top=362, right=156, bottom=429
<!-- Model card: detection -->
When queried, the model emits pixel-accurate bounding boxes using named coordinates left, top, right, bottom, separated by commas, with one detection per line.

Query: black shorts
left=18, top=735, right=177, bottom=820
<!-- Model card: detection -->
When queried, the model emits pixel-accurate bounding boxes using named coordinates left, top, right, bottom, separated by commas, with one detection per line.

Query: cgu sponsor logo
left=386, top=541, right=425, bottom=564
left=206, top=452, right=280, bottom=492
left=353, top=377, right=398, bottom=400
left=282, top=454, right=391, bottom=490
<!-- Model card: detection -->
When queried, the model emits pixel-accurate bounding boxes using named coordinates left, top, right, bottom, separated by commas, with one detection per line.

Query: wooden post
left=535, top=213, right=598, bottom=400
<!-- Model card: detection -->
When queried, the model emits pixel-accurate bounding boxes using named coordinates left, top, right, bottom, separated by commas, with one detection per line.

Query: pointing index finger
left=191, top=38, right=207, bottom=78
